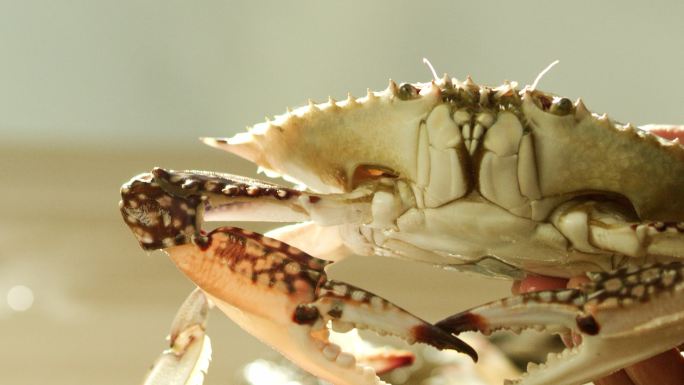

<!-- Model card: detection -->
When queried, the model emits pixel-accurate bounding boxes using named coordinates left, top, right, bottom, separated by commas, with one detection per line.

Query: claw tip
left=412, top=324, right=479, bottom=362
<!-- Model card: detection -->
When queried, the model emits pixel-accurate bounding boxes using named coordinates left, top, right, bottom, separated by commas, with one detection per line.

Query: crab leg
left=142, top=288, right=212, bottom=385
left=550, top=199, right=684, bottom=262
left=436, top=262, right=684, bottom=385
left=120, top=172, right=476, bottom=385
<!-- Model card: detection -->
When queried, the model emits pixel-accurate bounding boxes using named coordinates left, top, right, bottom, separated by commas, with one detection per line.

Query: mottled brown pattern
left=217, top=226, right=331, bottom=272
left=584, top=262, right=684, bottom=306
left=513, top=262, right=684, bottom=311
left=318, top=279, right=387, bottom=309
left=120, top=173, right=201, bottom=250
left=204, top=227, right=327, bottom=295
left=122, top=175, right=481, bottom=362
left=152, top=167, right=302, bottom=201
left=434, top=311, right=487, bottom=334
left=120, top=167, right=322, bottom=252
left=521, top=288, right=583, bottom=306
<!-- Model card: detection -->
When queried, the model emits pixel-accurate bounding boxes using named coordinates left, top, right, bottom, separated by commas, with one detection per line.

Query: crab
left=120, top=63, right=684, bottom=385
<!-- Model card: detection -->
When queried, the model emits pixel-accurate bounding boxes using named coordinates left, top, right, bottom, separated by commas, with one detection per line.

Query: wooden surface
left=0, top=144, right=510, bottom=385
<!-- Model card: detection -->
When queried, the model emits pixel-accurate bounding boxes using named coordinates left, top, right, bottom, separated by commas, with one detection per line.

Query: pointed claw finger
left=356, top=350, right=414, bottom=375
left=436, top=288, right=584, bottom=336
left=142, top=289, right=212, bottom=385
left=169, top=288, right=211, bottom=344
left=314, top=279, right=478, bottom=361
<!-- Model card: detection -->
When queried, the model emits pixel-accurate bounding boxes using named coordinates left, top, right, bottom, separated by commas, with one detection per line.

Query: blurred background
left=2, top=1, right=684, bottom=384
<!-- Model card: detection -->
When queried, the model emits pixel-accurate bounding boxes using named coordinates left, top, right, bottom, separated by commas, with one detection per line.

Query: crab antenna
left=530, top=59, right=560, bottom=91
left=423, top=58, right=439, bottom=81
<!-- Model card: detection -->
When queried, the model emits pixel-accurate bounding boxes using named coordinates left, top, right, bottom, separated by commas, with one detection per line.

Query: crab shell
left=204, top=78, right=684, bottom=278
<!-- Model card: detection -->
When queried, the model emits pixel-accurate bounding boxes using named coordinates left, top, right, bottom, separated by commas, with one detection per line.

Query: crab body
left=121, top=73, right=684, bottom=385
left=204, top=78, right=684, bottom=278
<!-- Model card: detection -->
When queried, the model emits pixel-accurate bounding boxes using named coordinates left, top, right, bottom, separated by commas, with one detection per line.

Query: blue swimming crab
left=120, top=65, right=684, bottom=385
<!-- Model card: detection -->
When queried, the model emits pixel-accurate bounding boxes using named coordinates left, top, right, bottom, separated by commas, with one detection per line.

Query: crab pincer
left=142, top=288, right=212, bottom=385
left=436, top=262, right=684, bottom=385
left=120, top=168, right=476, bottom=385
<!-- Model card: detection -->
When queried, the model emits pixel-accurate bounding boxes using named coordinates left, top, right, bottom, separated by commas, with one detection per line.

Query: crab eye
left=549, top=97, right=573, bottom=116
left=397, top=83, right=419, bottom=100
left=351, top=164, right=398, bottom=188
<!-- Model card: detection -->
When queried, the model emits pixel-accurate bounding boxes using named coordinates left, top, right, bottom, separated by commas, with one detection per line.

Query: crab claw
left=142, top=288, right=212, bottom=385
left=119, top=168, right=371, bottom=251
left=162, top=226, right=476, bottom=385
left=436, top=262, right=684, bottom=385
left=120, top=173, right=476, bottom=384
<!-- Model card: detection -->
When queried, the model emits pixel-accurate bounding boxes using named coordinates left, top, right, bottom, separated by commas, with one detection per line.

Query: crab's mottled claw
left=119, top=168, right=368, bottom=255
left=142, top=288, right=212, bottom=385
left=159, top=227, right=474, bottom=385
left=120, top=175, right=475, bottom=385
left=123, top=215, right=475, bottom=383
left=313, top=279, right=477, bottom=360
left=436, top=262, right=684, bottom=385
